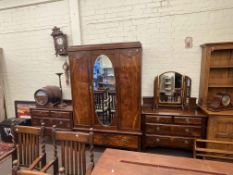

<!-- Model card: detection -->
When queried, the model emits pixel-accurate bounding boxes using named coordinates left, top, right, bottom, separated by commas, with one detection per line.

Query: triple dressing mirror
left=93, top=55, right=116, bottom=126
left=154, top=71, right=191, bottom=109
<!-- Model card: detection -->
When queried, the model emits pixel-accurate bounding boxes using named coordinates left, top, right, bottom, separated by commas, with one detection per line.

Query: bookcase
left=199, top=42, right=233, bottom=106
left=199, top=42, right=233, bottom=151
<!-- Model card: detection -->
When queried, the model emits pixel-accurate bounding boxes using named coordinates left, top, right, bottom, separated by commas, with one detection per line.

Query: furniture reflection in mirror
left=154, top=71, right=192, bottom=109
left=93, top=55, right=116, bottom=126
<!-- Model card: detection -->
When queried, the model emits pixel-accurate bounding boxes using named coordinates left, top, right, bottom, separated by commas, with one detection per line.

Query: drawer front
left=145, top=135, right=193, bottom=149
left=50, top=111, right=72, bottom=119
left=94, top=133, right=139, bottom=149
left=31, top=110, right=50, bottom=117
left=145, top=115, right=172, bottom=124
left=52, top=119, right=72, bottom=129
left=32, top=117, right=71, bottom=129
left=174, top=117, right=202, bottom=125
left=145, top=123, right=202, bottom=137
left=31, top=117, right=51, bottom=127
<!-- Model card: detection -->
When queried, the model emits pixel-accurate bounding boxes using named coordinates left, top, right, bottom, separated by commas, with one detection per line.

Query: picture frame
left=14, top=100, right=36, bottom=118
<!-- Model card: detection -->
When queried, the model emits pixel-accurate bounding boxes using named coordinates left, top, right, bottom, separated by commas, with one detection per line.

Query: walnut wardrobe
left=68, top=42, right=142, bottom=150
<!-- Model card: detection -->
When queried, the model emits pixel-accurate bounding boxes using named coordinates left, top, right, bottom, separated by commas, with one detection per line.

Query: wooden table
left=91, top=149, right=233, bottom=175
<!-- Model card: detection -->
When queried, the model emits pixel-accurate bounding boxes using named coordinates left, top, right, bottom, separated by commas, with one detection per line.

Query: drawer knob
left=156, top=126, right=160, bottom=131
left=156, top=117, right=160, bottom=122
left=184, top=140, right=189, bottom=144
left=122, top=138, right=128, bottom=144
left=156, top=138, right=160, bottom=143
left=59, top=121, right=63, bottom=125
left=185, top=128, right=190, bottom=133
left=185, top=118, right=190, bottom=123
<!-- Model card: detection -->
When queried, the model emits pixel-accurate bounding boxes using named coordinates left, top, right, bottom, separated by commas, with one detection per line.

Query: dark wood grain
left=142, top=106, right=207, bottom=150
left=30, top=105, right=73, bottom=135
left=68, top=42, right=142, bottom=150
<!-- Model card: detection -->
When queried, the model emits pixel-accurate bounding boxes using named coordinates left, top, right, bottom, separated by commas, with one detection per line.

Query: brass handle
left=122, top=138, right=128, bottom=145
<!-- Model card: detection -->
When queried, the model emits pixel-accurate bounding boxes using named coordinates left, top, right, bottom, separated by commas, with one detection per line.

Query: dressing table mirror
left=154, top=71, right=192, bottom=109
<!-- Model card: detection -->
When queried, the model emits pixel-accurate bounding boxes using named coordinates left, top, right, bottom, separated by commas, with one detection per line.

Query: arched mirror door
left=93, top=55, right=116, bottom=126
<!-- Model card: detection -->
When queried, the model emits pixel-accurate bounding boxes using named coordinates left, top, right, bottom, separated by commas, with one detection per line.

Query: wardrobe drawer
left=145, top=123, right=202, bottom=137
left=50, top=111, right=72, bottom=119
left=94, top=133, right=139, bottom=149
left=174, top=117, right=202, bottom=125
left=31, top=109, right=50, bottom=117
left=145, top=135, right=193, bottom=149
left=145, top=115, right=172, bottom=124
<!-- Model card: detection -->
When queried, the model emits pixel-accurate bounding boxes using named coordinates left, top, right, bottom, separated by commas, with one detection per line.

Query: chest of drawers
left=30, top=105, right=73, bottom=135
left=142, top=107, right=207, bottom=150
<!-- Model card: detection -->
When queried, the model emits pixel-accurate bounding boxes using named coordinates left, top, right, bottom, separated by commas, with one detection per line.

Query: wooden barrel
left=34, top=86, right=62, bottom=106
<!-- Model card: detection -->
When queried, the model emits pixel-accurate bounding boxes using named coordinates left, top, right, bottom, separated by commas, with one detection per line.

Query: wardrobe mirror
left=158, top=71, right=183, bottom=104
left=93, top=55, right=116, bottom=126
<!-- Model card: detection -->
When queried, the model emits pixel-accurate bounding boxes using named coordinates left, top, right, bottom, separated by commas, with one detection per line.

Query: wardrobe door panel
left=118, top=48, right=141, bottom=131
left=69, top=51, right=93, bottom=128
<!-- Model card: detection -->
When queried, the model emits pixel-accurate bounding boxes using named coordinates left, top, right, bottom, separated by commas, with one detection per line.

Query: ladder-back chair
left=12, top=124, right=46, bottom=169
left=194, top=139, right=233, bottom=162
left=13, top=170, right=51, bottom=175
left=53, top=128, right=94, bottom=175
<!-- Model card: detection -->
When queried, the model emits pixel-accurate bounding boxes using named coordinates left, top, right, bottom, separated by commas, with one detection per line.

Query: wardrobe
left=68, top=42, right=142, bottom=150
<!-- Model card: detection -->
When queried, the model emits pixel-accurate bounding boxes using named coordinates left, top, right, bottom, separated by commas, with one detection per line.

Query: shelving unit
left=199, top=42, right=233, bottom=151
left=199, top=42, right=233, bottom=106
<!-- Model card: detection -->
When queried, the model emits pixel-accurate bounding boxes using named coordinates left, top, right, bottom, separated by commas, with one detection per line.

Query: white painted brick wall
left=80, top=0, right=233, bottom=98
left=1, top=0, right=233, bottom=117
left=0, top=0, right=72, bottom=117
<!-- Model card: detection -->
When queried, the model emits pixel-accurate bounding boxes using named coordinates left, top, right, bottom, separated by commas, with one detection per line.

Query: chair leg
left=53, top=158, right=59, bottom=175
left=12, top=160, right=19, bottom=175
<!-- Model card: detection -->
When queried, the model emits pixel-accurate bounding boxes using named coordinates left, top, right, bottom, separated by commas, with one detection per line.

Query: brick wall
left=1, top=0, right=233, bottom=117
left=80, top=0, right=233, bottom=97
left=0, top=0, right=71, bottom=117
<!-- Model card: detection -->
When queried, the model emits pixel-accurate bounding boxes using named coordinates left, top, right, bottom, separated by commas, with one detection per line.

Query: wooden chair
left=12, top=158, right=58, bottom=175
left=12, top=169, right=51, bottom=175
left=194, top=139, right=233, bottom=162
left=52, top=127, right=94, bottom=175
left=11, top=123, right=47, bottom=170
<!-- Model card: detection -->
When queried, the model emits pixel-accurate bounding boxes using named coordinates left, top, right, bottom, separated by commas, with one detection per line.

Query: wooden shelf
left=210, top=65, right=233, bottom=69
left=208, top=84, right=233, bottom=88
